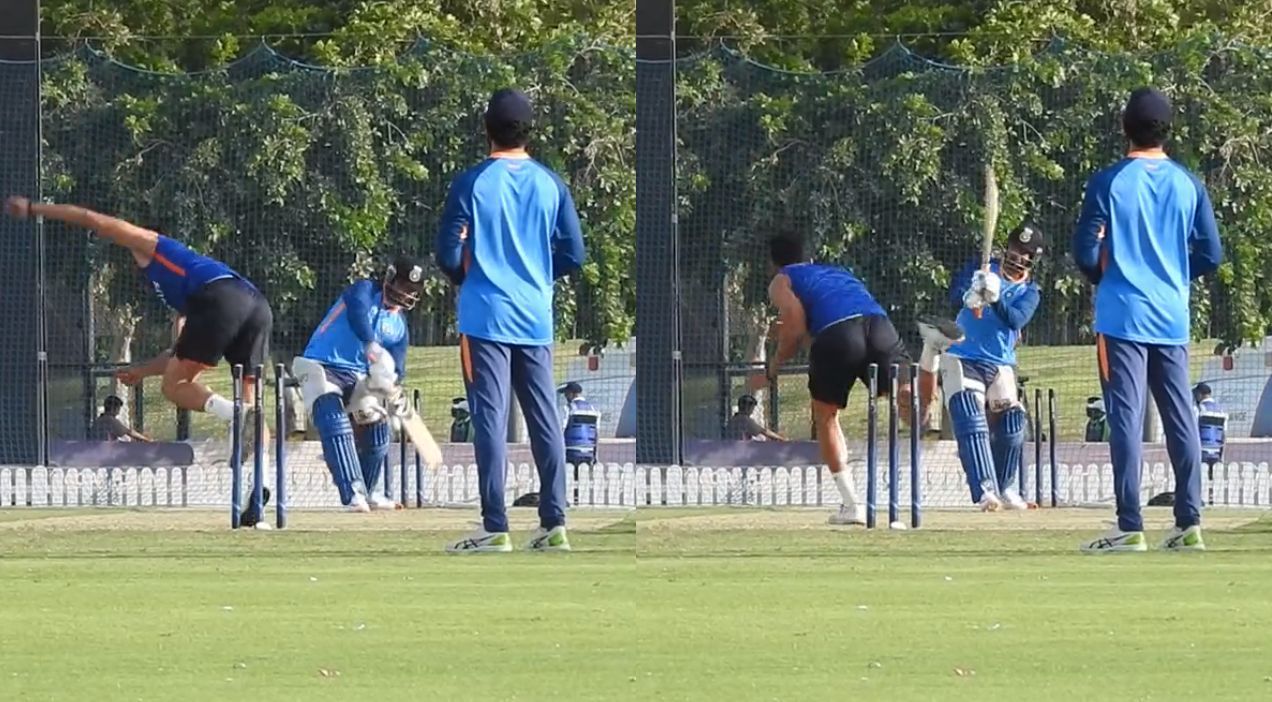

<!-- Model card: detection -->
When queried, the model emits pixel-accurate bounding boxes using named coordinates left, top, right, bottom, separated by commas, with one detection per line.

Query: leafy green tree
left=38, top=0, right=635, bottom=367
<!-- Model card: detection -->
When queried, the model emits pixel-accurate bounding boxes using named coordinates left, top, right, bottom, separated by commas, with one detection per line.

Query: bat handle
left=972, top=262, right=990, bottom=318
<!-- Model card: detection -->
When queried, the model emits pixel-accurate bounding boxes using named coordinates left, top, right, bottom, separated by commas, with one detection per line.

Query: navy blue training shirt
left=143, top=235, right=243, bottom=313
left=780, top=263, right=886, bottom=336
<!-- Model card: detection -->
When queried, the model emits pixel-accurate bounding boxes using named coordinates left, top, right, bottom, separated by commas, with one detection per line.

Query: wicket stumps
left=229, top=363, right=287, bottom=529
left=863, top=363, right=922, bottom=530
left=1048, top=388, right=1058, bottom=507
left=1033, top=388, right=1043, bottom=506
left=274, top=363, right=287, bottom=529
left=887, top=364, right=900, bottom=526
left=230, top=365, right=244, bottom=529
left=908, top=363, right=921, bottom=529
left=251, top=365, right=265, bottom=525
left=413, top=388, right=425, bottom=508
left=865, top=364, right=878, bottom=528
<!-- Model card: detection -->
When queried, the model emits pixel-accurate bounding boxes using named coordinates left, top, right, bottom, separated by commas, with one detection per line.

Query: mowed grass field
left=750, top=341, right=1219, bottom=440
left=0, top=508, right=636, bottom=702
left=635, top=507, right=1272, bottom=701
left=4, top=505, right=1272, bottom=701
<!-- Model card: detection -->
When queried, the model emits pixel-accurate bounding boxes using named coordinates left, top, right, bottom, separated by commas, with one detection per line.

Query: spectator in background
left=91, top=395, right=151, bottom=442
left=726, top=395, right=787, bottom=442
left=1193, top=383, right=1221, bottom=415
left=449, top=397, right=475, bottom=443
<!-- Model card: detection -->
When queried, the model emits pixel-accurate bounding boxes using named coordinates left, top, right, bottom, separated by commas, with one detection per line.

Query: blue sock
left=313, top=393, right=364, bottom=505
left=992, top=406, right=1027, bottom=494
left=949, top=391, right=996, bottom=503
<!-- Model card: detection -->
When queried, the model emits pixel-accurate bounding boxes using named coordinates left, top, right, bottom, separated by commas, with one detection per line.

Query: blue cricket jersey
left=781, top=263, right=886, bottom=336
left=946, top=258, right=1040, bottom=366
left=143, top=235, right=243, bottom=313
left=435, top=154, right=586, bottom=346
left=302, top=280, right=408, bottom=381
left=1072, top=154, right=1222, bottom=345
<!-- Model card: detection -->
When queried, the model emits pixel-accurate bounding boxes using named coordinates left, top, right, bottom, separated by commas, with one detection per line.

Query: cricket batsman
left=919, top=224, right=1044, bottom=511
left=292, top=256, right=424, bottom=512
left=436, top=88, right=586, bottom=553
left=749, top=230, right=914, bottom=526
left=1072, top=87, right=1222, bottom=552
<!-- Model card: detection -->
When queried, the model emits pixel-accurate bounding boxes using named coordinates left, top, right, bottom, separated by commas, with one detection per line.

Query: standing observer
left=1072, top=87, right=1223, bottom=553
left=435, top=88, right=586, bottom=553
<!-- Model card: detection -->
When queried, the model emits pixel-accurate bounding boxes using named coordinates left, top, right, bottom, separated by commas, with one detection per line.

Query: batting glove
left=980, top=271, right=1002, bottom=303
left=963, top=287, right=985, bottom=311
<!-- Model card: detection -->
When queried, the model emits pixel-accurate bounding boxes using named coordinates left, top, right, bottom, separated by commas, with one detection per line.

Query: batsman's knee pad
left=995, top=405, right=1027, bottom=442
left=991, top=405, right=1027, bottom=491
left=356, top=420, right=392, bottom=489
left=949, top=390, right=988, bottom=436
left=949, top=390, right=996, bottom=501
left=312, top=393, right=363, bottom=504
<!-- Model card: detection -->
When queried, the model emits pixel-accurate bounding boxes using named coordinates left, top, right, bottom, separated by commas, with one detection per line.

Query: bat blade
left=981, top=163, right=999, bottom=269
left=974, top=163, right=1000, bottom=319
left=400, top=410, right=444, bottom=466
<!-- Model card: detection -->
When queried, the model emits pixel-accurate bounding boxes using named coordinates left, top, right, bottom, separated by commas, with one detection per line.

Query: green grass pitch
left=3, top=506, right=1272, bottom=700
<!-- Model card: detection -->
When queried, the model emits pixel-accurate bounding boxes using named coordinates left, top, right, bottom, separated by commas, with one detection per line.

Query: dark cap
left=559, top=381, right=583, bottom=395
left=1124, top=87, right=1172, bottom=130
left=485, top=88, right=534, bottom=129
left=1194, top=382, right=1212, bottom=397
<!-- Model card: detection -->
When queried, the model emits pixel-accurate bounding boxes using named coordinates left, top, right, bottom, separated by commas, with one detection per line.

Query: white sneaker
left=1000, top=488, right=1028, bottom=510
left=978, top=492, right=1003, bottom=512
left=828, top=504, right=867, bottom=526
left=368, top=493, right=399, bottom=511
left=1080, top=529, right=1148, bottom=553
left=525, top=526, right=571, bottom=552
left=1159, top=525, right=1205, bottom=551
left=345, top=494, right=371, bottom=513
left=446, top=529, right=513, bottom=554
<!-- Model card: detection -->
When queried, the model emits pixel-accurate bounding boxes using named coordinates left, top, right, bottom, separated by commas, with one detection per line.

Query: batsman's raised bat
left=975, top=162, right=999, bottom=319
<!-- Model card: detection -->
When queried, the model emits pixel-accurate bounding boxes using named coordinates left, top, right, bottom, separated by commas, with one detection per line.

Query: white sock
left=832, top=470, right=860, bottom=508
left=204, top=394, right=234, bottom=421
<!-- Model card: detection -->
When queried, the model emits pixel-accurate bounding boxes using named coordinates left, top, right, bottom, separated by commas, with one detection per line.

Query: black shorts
left=173, top=278, right=273, bottom=371
left=808, top=315, right=911, bottom=408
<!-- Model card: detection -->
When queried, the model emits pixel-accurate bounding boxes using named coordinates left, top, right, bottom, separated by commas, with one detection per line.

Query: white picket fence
left=1, top=459, right=1269, bottom=510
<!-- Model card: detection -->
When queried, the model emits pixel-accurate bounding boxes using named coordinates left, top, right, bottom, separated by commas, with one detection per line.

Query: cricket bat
left=974, top=163, right=999, bottom=319
left=398, top=409, right=444, bottom=467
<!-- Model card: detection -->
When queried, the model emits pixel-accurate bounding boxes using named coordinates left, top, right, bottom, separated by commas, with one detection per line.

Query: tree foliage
left=38, top=1, right=635, bottom=359
left=669, top=2, right=1272, bottom=352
